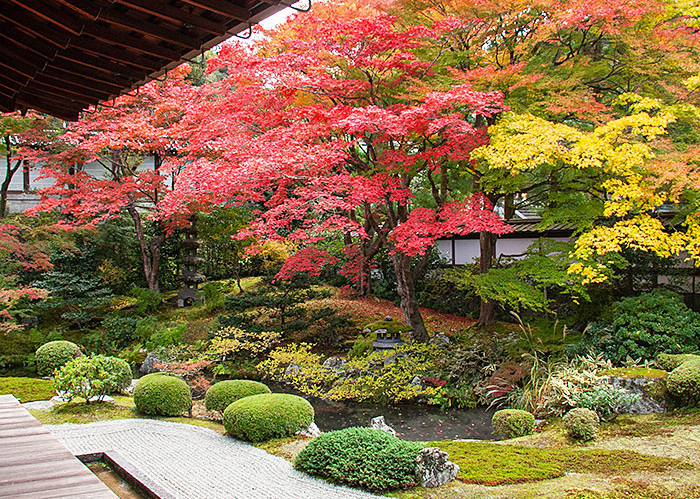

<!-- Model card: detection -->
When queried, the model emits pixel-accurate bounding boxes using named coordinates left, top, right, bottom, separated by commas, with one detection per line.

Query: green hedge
left=205, top=380, right=271, bottom=413
left=563, top=408, right=599, bottom=441
left=223, top=393, right=313, bottom=442
left=491, top=409, right=535, bottom=440
left=133, top=374, right=192, bottom=416
left=656, top=353, right=700, bottom=372
left=35, top=341, right=82, bottom=376
left=667, top=359, right=700, bottom=407
left=295, top=427, right=424, bottom=491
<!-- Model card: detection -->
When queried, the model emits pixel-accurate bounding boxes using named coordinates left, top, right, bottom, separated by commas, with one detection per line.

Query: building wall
left=1, top=156, right=157, bottom=214
left=437, top=236, right=571, bottom=265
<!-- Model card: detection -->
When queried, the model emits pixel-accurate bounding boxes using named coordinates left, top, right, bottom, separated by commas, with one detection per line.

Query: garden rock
left=415, top=447, right=460, bottom=488
left=127, top=379, right=138, bottom=394
left=369, top=416, right=397, bottom=436
left=322, top=357, right=346, bottom=372
left=140, top=353, right=166, bottom=375
left=21, top=400, right=55, bottom=410
left=410, top=376, right=423, bottom=388
left=429, top=333, right=451, bottom=347
left=601, top=369, right=668, bottom=414
left=285, top=363, right=302, bottom=376
left=298, top=422, right=322, bottom=437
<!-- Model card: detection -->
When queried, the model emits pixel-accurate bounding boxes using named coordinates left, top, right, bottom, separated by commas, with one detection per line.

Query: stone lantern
left=177, top=220, right=205, bottom=307
left=366, top=316, right=406, bottom=351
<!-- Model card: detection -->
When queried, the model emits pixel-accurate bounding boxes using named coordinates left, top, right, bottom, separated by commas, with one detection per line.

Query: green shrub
left=586, top=290, right=700, bottom=362
left=35, top=340, right=82, bottom=376
left=222, top=393, right=313, bottom=442
left=205, top=379, right=271, bottom=412
left=571, top=385, right=640, bottom=421
left=294, top=427, right=424, bottom=491
left=348, top=336, right=373, bottom=359
left=147, top=323, right=186, bottom=349
left=666, top=359, right=700, bottom=407
left=54, top=355, right=131, bottom=403
left=100, top=316, right=139, bottom=350
left=491, top=409, right=535, bottom=440
left=129, top=287, right=162, bottom=315
left=656, top=353, right=700, bottom=372
left=133, top=374, right=192, bottom=416
left=563, top=408, right=600, bottom=441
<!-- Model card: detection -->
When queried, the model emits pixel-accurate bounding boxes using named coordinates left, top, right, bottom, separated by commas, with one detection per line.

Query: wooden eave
left=0, top=0, right=288, bottom=120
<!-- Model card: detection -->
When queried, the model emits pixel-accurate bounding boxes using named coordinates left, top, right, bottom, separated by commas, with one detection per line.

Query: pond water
left=88, top=463, right=148, bottom=499
left=269, top=383, right=495, bottom=441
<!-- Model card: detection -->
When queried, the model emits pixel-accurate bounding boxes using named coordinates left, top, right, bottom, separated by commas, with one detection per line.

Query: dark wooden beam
left=82, top=23, right=181, bottom=60
left=56, top=51, right=149, bottom=80
left=31, top=75, right=112, bottom=101
left=21, top=82, right=99, bottom=106
left=44, top=61, right=133, bottom=88
left=67, top=37, right=165, bottom=71
left=97, top=7, right=202, bottom=48
left=4, top=0, right=88, bottom=36
left=40, top=67, right=125, bottom=94
left=114, top=0, right=227, bottom=35
left=16, top=95, right=80, bottom=120
left=0, top=6, right=72, bottom=48
left=0, top=66, right=30, bottom=87
left=0, top=21, right=59, bottom=61
left=179, top=0, right=249, bottom=21
left=0, top=52, right=40, bottom=79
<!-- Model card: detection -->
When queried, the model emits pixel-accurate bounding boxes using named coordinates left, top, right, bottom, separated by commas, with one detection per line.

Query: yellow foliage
left=210, top=327, right=282, bottom=356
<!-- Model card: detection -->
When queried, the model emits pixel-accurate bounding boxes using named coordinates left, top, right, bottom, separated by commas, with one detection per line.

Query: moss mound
left=223, top=393, right=313, bottom=442
left=295, top=427, right=424, bottom=491
left=656, top=353, right=700, bottom=372
left=35, top=341, right=82, bottom=376
left=492, top=409, right=535, bottom=440
left=564, top=408, right=600, bottom=441
left=667, top=359, right=700, bottom=407
left=205, top=380, right=271, bottom=413
left=133, top=374, right=192, bottom=416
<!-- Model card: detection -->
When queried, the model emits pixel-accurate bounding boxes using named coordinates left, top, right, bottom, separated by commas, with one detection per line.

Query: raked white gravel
left=48, top=419, right=380, bottom=499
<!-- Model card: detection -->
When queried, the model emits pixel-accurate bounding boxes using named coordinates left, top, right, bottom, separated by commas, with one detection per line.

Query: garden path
left=48, top=419, right=380, bottom=499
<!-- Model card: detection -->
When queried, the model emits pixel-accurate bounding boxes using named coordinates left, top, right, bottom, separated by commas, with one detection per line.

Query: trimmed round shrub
left=36, top=340, right=82, bottom=376
left=667, top=359, right=700, bottom=407
left=294, top=427, right=424, bottom=491
left=205, top=380, right=271, bottom=413
left=491, top=409, right=535, bottom=440
left=54, top=355, right=131, bottom=402
left=656, top=353, right=700, bottom=372
left=563, top=408, right=600, bottom=441
left=133, top=374, right=192, bottom=416
left=223, top=393, right=313, bottom=442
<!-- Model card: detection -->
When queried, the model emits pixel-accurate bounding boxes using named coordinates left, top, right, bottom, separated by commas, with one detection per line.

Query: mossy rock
left=601, top=368, right=667, bottom=379
left=363, top=319, right=412, bottom=335
left=667, top=359, right=700, bottom=407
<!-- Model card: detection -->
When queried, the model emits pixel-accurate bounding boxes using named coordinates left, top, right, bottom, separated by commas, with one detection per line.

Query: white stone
left=298, top=422, right=322, bottom=437
left=415, top=447, right=460, bottom=488
left=369, top=416, right=396, bottom=436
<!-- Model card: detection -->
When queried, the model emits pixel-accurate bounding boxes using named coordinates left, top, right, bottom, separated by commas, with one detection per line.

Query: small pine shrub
left=666, top=359, right=700, bottom=407
left=222, top=393, right=313, bottom=442
left=491, top=409, right=535, bottom=440
left=35, top=340, right=82, bottom=376
left=563, top=408, right=600, bottom=441
left=204, top=380, right=271, bottom=412
left=294, top=427, right=424, bottom=491
left=54, top=355, right=131, bottom=402
left=133, top=374, right=192, bottom=416
left=129, top=287, right=162, bottom=315
left=656, top=353, right=700, bottom=372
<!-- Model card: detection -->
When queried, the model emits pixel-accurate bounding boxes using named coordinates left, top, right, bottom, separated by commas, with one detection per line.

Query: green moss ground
left=0, top=376, right=56, bottom=402
left=427, top=441, right=690, bottom=486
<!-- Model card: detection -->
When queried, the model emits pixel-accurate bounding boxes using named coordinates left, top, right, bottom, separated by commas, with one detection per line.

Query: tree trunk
left=1, top=137, right=22, bottom=218
left=391, top=253, right=429, bottom=342
left=478, top=230, right=497, bottom=327
left=127, top=205, right=163, bottom=293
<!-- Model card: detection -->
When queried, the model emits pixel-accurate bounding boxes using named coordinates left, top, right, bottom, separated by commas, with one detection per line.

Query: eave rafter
left=0, top=0, right=289, bottom=120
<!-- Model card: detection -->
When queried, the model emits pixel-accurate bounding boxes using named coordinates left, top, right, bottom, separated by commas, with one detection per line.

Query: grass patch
left=30, top=401, right=136, bottom=424
left=429, top=441, right=692, bottom=486
left=0, top=376, right=55, bottom=402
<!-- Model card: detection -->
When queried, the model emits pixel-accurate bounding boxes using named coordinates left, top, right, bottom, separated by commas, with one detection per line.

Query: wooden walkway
left=0, top=394, right=117, bottom=499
